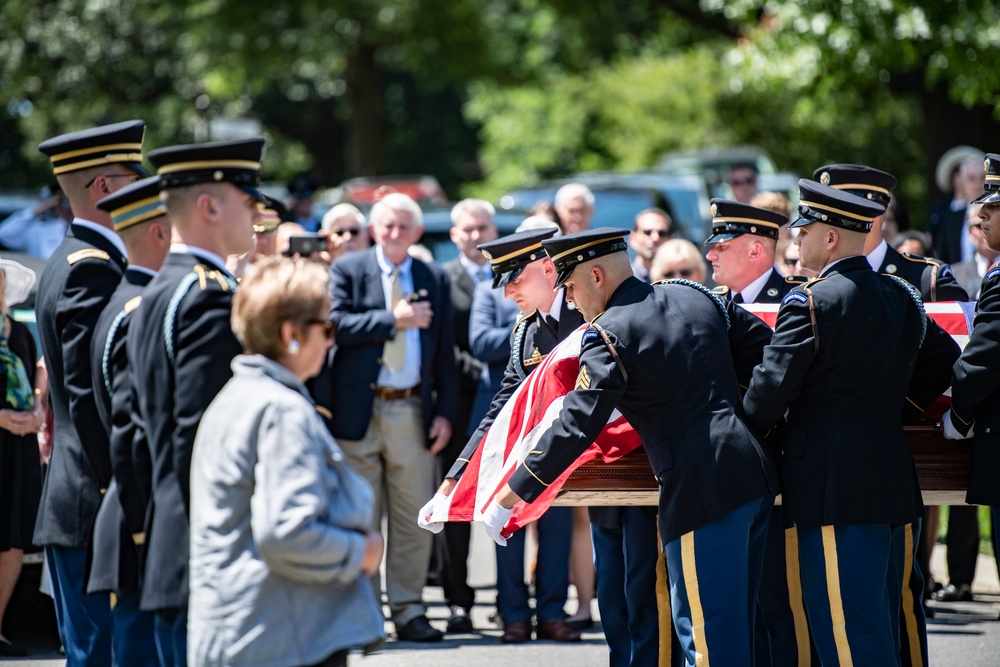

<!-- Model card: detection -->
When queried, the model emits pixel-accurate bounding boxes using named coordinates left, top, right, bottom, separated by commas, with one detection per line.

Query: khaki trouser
left=338, top=395, right=434, bottom=628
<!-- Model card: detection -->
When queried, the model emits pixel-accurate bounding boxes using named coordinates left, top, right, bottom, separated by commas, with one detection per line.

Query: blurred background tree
left=0, top=0, right=997, bottom=221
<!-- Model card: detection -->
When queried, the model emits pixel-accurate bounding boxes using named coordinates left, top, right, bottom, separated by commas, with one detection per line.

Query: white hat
left=0, top=259, right=37, bottom=307
left=935, top=145, right=985, bottom=193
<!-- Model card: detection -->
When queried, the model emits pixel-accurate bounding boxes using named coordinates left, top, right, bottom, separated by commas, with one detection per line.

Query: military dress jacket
left=325, top=248, right=457, bottom=442
left=128, top=252, right=241, bottom=611
left=87, top=268, right=153, bottom=594
left=743, top=255, right=936, bottom=529
left=33, top=222, right=127, bottom=548
left=878, top=244, right=969, bottom=302
left=950, top=265, right=1000, bottom=505
left=506, top=277, right=779, bottom=546
left=447, top=295, right=584, bottom=481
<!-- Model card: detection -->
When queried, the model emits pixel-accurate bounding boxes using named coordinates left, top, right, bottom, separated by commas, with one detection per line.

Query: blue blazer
left=326, top=248, right=457, bottom=443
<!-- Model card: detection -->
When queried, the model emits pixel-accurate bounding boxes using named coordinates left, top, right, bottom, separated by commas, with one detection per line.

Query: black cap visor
left=704, top=230, right=746, bottom=245
left=972, top=188, right=1000, bottom=206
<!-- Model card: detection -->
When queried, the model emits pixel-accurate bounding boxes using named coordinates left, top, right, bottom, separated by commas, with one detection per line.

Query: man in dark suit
left=424, top=227, right=584, bottom=644
left=485, top=227, right=778, bottom=665
left=130, top=139, right=265, bottom=666
left=86, top=177, right=170, bottom=667
left=945, top=152, right=1000, bottom=606
left=952, top=209, right=999, bottom=299
left=325, top=192, right=457, bottom=643
left=437, top=199, right=497, bottom=632
left=743, top=180, right=954, bottom=665
left=34, top=120, right=147, bottom=666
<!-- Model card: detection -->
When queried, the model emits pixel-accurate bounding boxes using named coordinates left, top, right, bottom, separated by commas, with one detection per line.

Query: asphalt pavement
left=5, top=529, right=1000, bottom=665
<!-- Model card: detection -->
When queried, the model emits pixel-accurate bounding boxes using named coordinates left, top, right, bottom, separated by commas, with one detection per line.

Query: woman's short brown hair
left=231, top=257, right=330, bottom=359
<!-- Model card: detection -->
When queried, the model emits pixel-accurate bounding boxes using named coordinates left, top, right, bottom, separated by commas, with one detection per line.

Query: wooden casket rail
left=553, top=425, right=973, bottom=507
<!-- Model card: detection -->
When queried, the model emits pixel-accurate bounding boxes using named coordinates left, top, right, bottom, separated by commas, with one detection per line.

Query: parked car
left=656, top=145, right=778, bottom=179
left=336, top=175, right=448, bottom=208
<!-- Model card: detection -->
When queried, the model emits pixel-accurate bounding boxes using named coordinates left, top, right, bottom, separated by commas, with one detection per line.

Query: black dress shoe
left=933, top=583, right=973, bottom=602
left=565, top=616, right=593, bottom=631
left=396, top=615, right=444, bottom=642
left=0, top=639, right=27, bottom=657
left=446, top=606, right=474, bottom=633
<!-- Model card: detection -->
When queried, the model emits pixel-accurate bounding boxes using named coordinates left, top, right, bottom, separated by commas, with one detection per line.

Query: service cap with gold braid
left=37, top=120, right=148, bottom=176
left=147, top=138, right=266, bottom=202
left=789, top=179, right=885, bottom=233
left=812, top=164, right=897, bottom=207
left=541, top=227, right=630, bottom=289
left=96, top=176, right=166, bottom=232
left=478, top=227, right=558, bottom=289
left=704, top=198, right=788, bottom=245
left=254, top=195, right=286, bottom=233
left=973, top=153, right=1000, bottom=205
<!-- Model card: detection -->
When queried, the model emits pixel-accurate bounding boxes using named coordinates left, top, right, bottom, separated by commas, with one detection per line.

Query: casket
left=553, top=424, right=973, bottom=507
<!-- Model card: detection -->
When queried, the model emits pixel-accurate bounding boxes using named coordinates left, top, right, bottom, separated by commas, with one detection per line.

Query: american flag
left=430, top=300, right=974, bottom=538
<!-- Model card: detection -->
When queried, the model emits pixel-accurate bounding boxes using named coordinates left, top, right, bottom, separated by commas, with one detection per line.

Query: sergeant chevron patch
left=575, top=364, right=591, bottom=390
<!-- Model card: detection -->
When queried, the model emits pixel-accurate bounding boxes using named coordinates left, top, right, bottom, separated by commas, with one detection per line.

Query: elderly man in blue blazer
left=325, top=192, right=457, bottom=643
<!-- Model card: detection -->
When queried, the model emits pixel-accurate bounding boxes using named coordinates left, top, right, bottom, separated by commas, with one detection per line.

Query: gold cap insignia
left=820, top=171, right=831, bottom=185
left=710, top=203, right=718, bottom=217
left=213, top=170, right=224, bottom=181
left=986, top=157, right=992, bottom=173
left=750, top=226, right=757, bottom=234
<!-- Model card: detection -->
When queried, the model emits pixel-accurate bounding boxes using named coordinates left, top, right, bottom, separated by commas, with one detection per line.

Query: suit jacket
left=129, top=252, right=241, bottom=610
left=448, top=294, right=584, bottom=481
left=87, top=268, right=153, bottom=593
left=951, top=258, right=984, bottom=300
left=506, top=278, right=778, bottom=545
left=442, top=259, right=485, bottom=463
left=468, top=282, right=520, bottom=432
left=33, top=222, right=127, bottom=548
left=950, top=265, right=1000, bottom=505
left=744, top=256, right=932, bottom=528
left=926, top=198, right=966, bottom=265
left=326, top=248, right=457, bottom=442
left=878, top=245, right=968, bottom=302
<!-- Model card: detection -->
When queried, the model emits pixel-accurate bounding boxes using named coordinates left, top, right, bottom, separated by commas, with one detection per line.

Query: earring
left=288, top=340, right=300, bottom=355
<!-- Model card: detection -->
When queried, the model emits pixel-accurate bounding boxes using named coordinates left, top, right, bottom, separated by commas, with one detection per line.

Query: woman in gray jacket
left=189, top=257, right=385, bottom=667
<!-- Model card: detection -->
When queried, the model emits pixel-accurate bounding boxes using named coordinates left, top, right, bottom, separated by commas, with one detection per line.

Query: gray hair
left=321, top=203, right=366, bottom=234
left=370, top=192, right=423, bottom=228
left=555, top=183, right=595, bottom=209
left=515, top=216, right=561, bottom=236
left=450, top=198, right=496, bottom=225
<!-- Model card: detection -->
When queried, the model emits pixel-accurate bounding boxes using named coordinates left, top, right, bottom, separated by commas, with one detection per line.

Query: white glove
left=483, top=499, right=513, bottom=547
left=942, top=409, right=974, bottom=440
left=417, top=493, right=449, bottom=533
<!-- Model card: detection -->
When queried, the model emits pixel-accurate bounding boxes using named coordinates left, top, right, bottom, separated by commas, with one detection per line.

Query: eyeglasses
left=730, top=178, right=757, bottom=187
left=305, top=318, right=335, bottom=340
left=84, top=173, right=139, bottom=188
left=663, top=268, right=695, bottom=278
left=639, top=228, right=672, bottom=238
left=333, top=228, right=362, bottom=237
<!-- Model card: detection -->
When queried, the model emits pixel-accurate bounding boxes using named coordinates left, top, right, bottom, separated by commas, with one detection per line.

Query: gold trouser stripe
left=681, top=532, right=710, bottom=666
left=656, top=525, right=672, bottom=667
left=110, top=591, right=117, bottom=610
left=901, top=524, right=924, bottom=667
left=821, top=526, right=854, bottom=667
left=784, top=527, right=812, bottom=667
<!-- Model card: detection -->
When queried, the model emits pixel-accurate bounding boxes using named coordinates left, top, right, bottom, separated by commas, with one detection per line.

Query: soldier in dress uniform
left=422, top=228, right=585, bottom=644
left=944, top=152, right=1000, bottom=599
left=743, top=180, right=955, bottom=665
left=483, top=227, right=779, bottom=666
left=815, top=163, right=965, bottom=667
left=85, top=176, right=171, bottom=666
left=129, top=139, right=265, bottom=666
left=704, top=198, right=793, bottom=305
left=34, top=120, right=147, bottom=666
left=704, top=199, right=818, bottom=667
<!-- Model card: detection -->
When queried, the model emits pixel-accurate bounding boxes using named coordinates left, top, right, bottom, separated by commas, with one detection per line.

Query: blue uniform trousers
left=112, top=589, right=158, bottom=667
left=496, top=506, right=572, bottom=623
left=592, top=507, right=660, bottom=667
left=755, top=507, right=819, bottom=667
left=798, top=524, right=904, bottom=667
left=898, top=519, right=928, bottom=667
left=46, top=545, right=112, bottom=667
left=154, top=606, right=187, bottom=667
left=665, top=495, right=772, bottom=667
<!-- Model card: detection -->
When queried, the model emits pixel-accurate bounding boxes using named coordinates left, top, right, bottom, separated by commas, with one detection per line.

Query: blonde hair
left=231, top=257, right=330, bottom=359
left=749, top=192, right=794, bottom=220
left=650, top=239, right=708, bottom=284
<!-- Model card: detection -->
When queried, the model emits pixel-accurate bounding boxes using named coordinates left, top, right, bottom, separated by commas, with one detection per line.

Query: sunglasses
left=639, top=228, right=672, bottom=238
left=333, top=228, right=363, bottom=237
left=730, top=178, right=757, bottom=187
left=663, top=268, right=694, bottom=278
left=305, top=318, right=336, bottom=340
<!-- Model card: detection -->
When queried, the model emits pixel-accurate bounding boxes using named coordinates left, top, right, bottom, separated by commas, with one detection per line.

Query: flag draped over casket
left=434, top=300, right=975, bottom=538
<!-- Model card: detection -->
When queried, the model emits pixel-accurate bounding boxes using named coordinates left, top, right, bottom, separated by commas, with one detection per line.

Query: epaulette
left=657, top=278, right=730, bottom=329
left=901, top=252, right=942, bottom=268
left=513, top=309, right=537, bottom=330
left=784, top=275, right=809, bottom=285
left=782, top=276, right=825, bottom=305
left=802, top=276, right=826, bottom=288
left=67, top=248, right=110, bottom=265
left=711, top=285, right=730, bottom=297
left=882, top=273, right=927, bottom=345
left=193, top=264, right=237, bottom=292
left=123, top=295, right=142, bottom=314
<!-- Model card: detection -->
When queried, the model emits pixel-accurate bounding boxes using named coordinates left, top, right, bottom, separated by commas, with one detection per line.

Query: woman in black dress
left=0, top=259, right=45, bottom=657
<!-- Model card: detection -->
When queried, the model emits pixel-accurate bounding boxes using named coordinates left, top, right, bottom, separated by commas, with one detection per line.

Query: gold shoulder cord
left=802, top=286, right=820, bottom=356
left=589, top=322, right=629, bottom=384
left=929, top=263, right=939, bottom=302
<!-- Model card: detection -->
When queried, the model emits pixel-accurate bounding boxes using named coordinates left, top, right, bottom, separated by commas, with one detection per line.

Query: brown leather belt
left=374, top=384, right=421, bottom=401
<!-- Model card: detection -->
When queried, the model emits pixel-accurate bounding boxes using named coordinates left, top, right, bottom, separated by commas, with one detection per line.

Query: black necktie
left=545, top=315, right=559, bottom=334
left=732, top=293, right=744, bottom=304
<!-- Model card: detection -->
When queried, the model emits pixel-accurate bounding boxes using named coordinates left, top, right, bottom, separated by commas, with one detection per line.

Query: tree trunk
left=345, top=43, right=385, bottom=177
